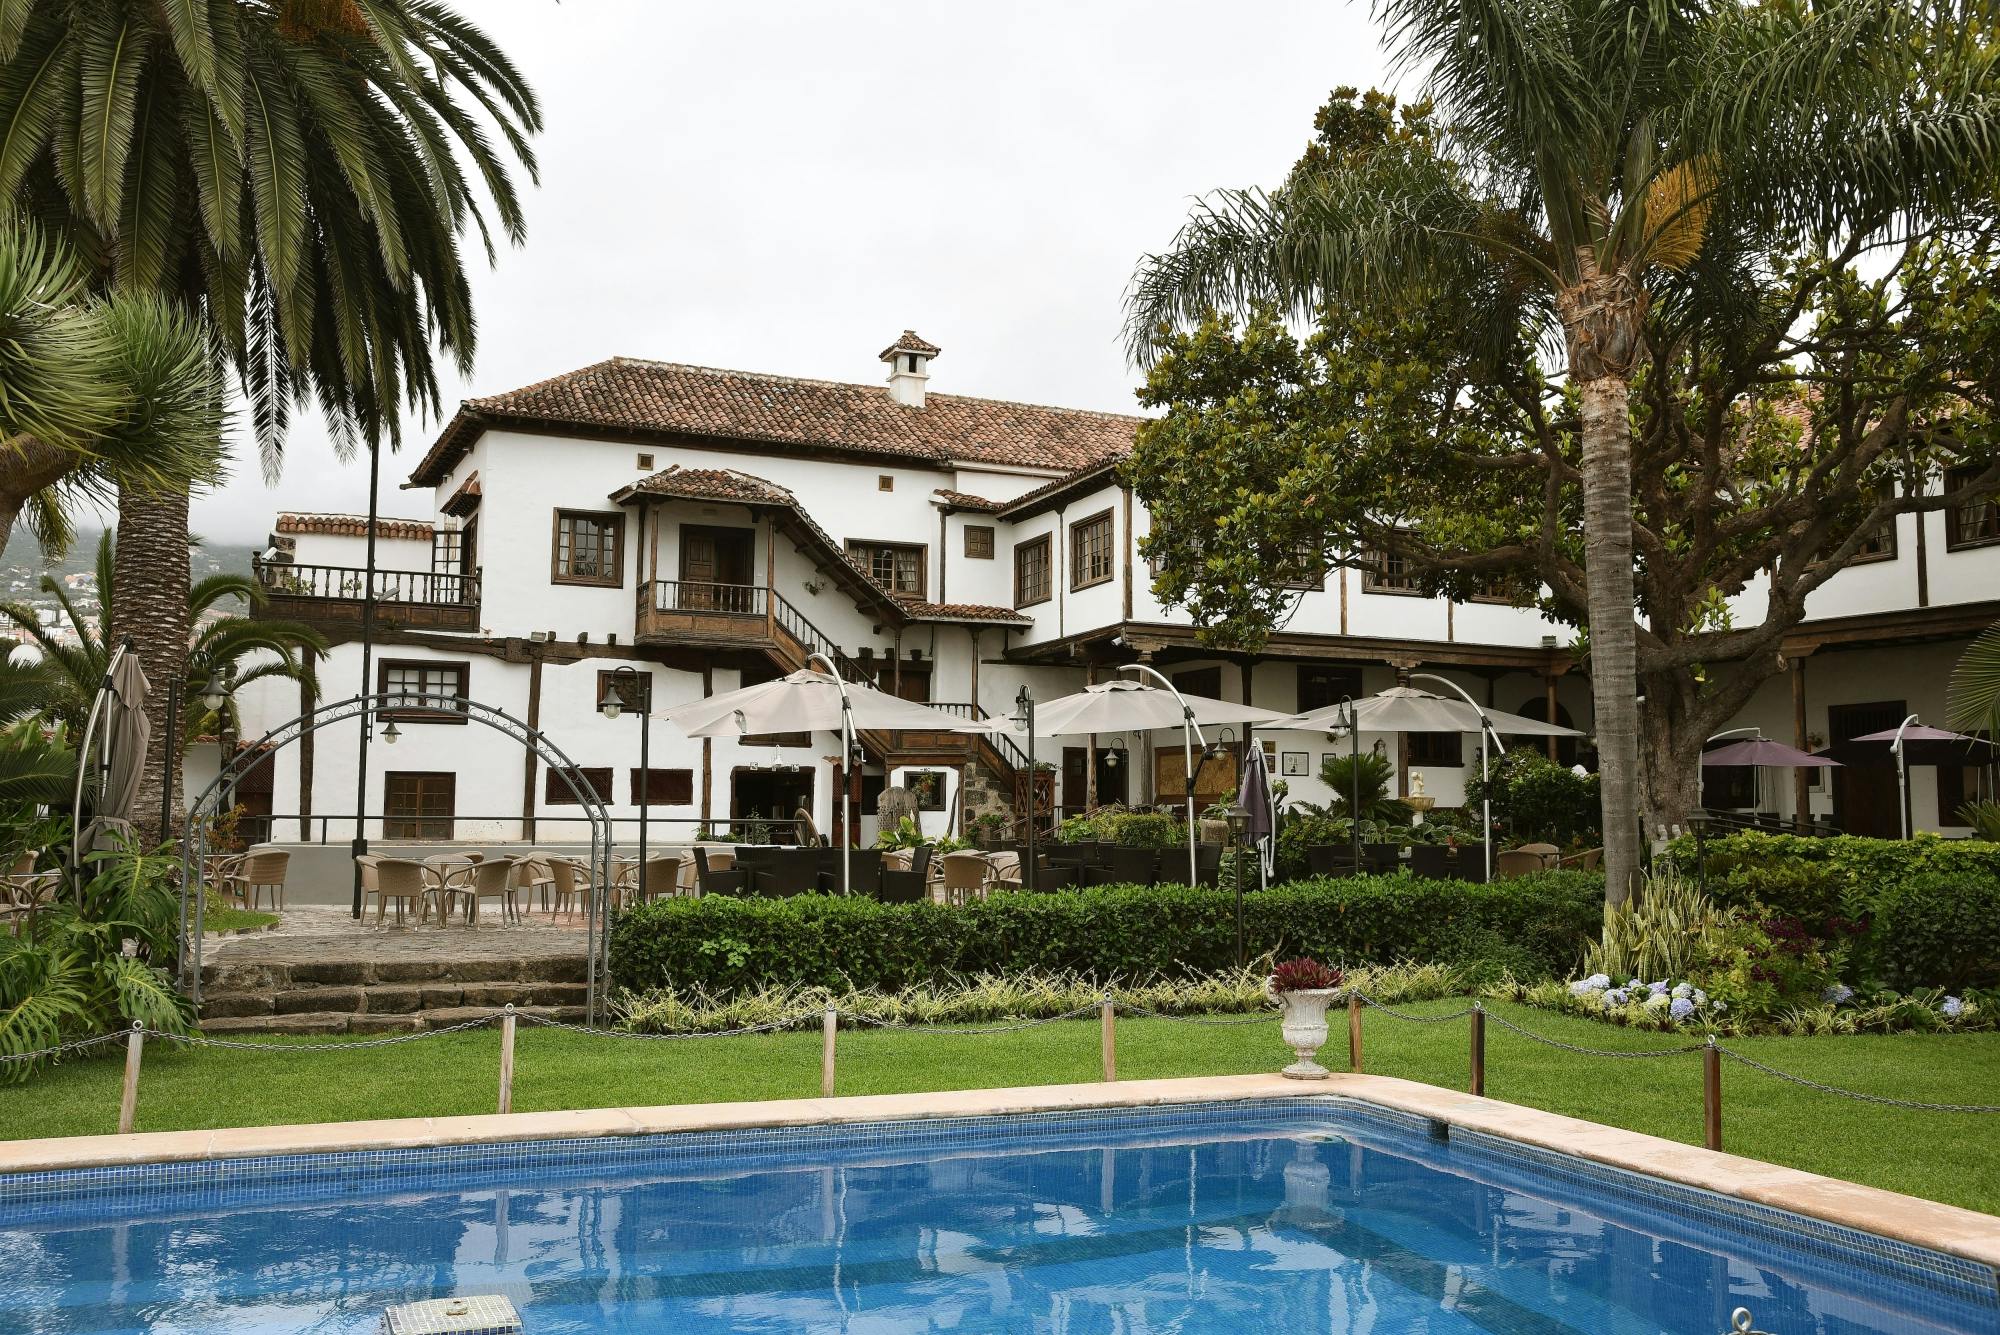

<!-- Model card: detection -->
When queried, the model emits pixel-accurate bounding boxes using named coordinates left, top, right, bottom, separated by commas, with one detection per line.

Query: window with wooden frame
left=846, top=540, right=926, bottom=597
left=1172, top=666, right=1222, bottom=699
left=377, top=660, right=469, bottom=721
left=1014, top=534, right=1051, bottom=607
left=1407, top=732, right=1464, bottom=767
left=1945, top=464, right=2000, bottom=551
left=1360, top=546, right=1423, bottom=595
left=552, top=509, right=624, bottom=586
left=630, top=767, right=694, bottom=805
left=1467, top=571, right=1523, bottom=605
left=1701, top=764, right=1756, bottom=809
left=740, top=731, right=812, bottom=748
left=1297, top=665, right=1363, bottom=714
left=1278, top=539, right=1324, bottom=590
left=1069, top=509, right=1114, bottom=590
left=384, top=772, right=455, bottom=839
left=1842, top=482, right=1898, bottom=565
left=964, top=524, right=995, bottom=559
left=545, top=766, right=614, bottom=805
left=595, top=670, right=652, bottom=714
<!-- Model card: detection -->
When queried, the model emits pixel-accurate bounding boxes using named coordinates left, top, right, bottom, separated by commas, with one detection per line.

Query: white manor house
left=216, top=331, right=2000, bottom=854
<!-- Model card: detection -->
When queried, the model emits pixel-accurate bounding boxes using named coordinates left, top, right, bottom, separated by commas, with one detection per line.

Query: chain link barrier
left=516, top=1012, right=811, bottom=1041
left=842, top=1002, right=1103, bottom=1035
left=1352, top=992, right=1478, bottom=1024
left=161, top=1015, right=498, bottom=1054
left=0, top=1031, right=131, bottom=1065
left=1113, top=1004, right=1275, bottom=1027
left=1484, top=1010, right=1709, bottom=1060
left=1716, top=1046, right=2000, bottom=1114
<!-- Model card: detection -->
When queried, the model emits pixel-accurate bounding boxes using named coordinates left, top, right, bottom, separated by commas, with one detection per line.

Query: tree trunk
left=1576, top=373, right=1643, bottom=904
left=0, top=435, right=82, bottom=553
left=111, top=483, right=191, bottom=847
left=1638, top=675, right=1703, bottom=836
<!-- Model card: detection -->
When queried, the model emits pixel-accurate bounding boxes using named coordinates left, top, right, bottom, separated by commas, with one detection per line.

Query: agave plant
left=1584, top=869, right=1725, bottom=983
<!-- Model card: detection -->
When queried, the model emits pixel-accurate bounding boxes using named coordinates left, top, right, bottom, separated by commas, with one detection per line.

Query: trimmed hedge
left=1663, top=831, right=2000, bottom=989
left=608, top=872, right=1605, bottom=995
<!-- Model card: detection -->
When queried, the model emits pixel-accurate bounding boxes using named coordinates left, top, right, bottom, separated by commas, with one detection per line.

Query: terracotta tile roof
left=931, top=489, right=1003, bottom=513
left=901, top=601, right=1032, bottom=625
left=408, top=357, right=1142, bottom=486
left=995, top=456, right=1129, bottom=519
left=274, top=513, right=433, bottom=541
left=879, top=330, right=942, bottom=361
left=623, top=466, right=796, bottom=505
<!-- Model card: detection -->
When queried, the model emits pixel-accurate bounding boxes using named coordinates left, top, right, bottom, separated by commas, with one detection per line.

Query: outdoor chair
left=224, top=849, right=292, bottom=911
left=735, top=845, right=779, bottom=882
left=1452, top=844, right=1489, bottom=883
left=694, top=846, right=750, bottom=896
left=939, top=850, right=995, bottom=905
left=465, top=856, right=523, bottom=925
left=1514, top=842, right=1562, bottom=869
left=1087, top=844, right=1158, bottom=888
left=1495, top=849, right=1548, bottom=879
left=422, top=854, right=478, bottom=922
left=875, top=872, right=927, bottom=903
left=878, top=846, right=932, bottom=901
left=1194, top=841, right=1224, bottom=888
left=1046, top=843, right=1093, bottom=870
left=819, top=848, right=882, bottom=894
left=625, top=854, right=684, bottom=903
left=515, top=856, right=554, bottom=913
left=1559, top=847, right=1603, bottom=872
left=365, top=858, right=429, bottom=926
left=1026, top=858, right=1079, bottom=891
left=544, top=857, right=591, bottom=919
left=1408, top=844, right=1451, bottom=879
left=749, top=848, right=820, bottom=897
left=1361, top=844, right=1401, bottom=875
left=1306, top=845, right=1357, bottom=878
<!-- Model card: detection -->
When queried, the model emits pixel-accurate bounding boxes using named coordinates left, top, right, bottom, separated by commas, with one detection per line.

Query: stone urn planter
left=1267, top=982, right=1342, bottom=1080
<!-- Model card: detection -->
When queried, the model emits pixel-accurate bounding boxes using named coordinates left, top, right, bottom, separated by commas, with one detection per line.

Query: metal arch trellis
left=179, top=692, right=618, bottom=1022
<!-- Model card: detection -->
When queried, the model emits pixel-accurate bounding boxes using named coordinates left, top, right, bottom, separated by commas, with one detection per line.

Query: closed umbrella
left=1241, top=740, right=1275, bottom=884
left=658, top=664, right=992, bottom=893
left=73, top=643, right=150, bottom=868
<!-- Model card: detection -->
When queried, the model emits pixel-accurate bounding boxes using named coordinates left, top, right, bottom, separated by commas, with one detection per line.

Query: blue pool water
left=0, top=1100, right=1993, bottom=1333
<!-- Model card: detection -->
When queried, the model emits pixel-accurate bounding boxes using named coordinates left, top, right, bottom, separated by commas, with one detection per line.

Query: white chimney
left=879, top=330, right=940, bottom=408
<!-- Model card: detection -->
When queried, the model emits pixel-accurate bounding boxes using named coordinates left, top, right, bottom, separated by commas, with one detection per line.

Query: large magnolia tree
left=1127, top=0, right=2000, bottom=903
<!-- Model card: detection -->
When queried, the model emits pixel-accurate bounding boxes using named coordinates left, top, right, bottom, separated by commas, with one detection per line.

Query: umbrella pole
left=1893, top=714, right=1918, bottom=841
left=1117, top=664, right=1203, bottom=886
left=805, top=653, right=855, bottom=895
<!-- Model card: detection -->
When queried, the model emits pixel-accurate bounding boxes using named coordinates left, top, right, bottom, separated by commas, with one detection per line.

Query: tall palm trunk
left=111, top=484, right=191, bottom=847
left=1558, top=255, right=1644, bottom=906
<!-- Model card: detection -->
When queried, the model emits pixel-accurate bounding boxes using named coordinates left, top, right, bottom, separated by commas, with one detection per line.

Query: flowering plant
left=1270, top=958, right=1344, bottom=993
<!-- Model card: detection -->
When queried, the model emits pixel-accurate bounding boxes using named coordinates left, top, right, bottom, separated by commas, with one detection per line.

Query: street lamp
left=380, top=718, right=401, bottom=745
left=1328, top=697, right=1360, bottom=872
left=198, top=674, right=229, bottom=713
left=1015, top=685, right=1037, bottom=889
left=600, top=666, right=651, bottom=902
left=1222, top=802, right=1250, bottom=965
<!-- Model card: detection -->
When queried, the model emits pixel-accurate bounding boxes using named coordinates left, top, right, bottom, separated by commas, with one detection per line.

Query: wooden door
left=679, top=526, right=755, bottom=611
left=1829, top=700, right=1905, bottom=838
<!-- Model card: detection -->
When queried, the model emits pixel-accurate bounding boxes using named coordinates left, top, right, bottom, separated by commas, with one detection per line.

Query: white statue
left=1408, top=770, right=1427, bottom=799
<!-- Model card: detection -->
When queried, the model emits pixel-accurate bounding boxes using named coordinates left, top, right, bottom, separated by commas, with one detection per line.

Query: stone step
left=198, top=1004, right=588, bottom=1036
left=200, top=980, right=589, bottom=1021
left=200, top=953, right=588, bottom=993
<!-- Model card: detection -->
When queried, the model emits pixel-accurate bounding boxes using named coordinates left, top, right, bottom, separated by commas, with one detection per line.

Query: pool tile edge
left=3, top=1071, right=1994, bottom=1273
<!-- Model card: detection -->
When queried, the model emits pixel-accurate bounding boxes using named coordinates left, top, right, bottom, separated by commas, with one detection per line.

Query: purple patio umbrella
left=1700, top=738, right=1841, bottom=769
left=1841, top=719, right=1998, bottom=839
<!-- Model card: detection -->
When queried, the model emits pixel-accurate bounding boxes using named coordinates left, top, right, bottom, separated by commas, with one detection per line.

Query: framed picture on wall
left=1320, top=753, right=1340, bottom=774
left=1281, top=751, right=1310, bottom=776
left=906, top=770, right=947, bottom=811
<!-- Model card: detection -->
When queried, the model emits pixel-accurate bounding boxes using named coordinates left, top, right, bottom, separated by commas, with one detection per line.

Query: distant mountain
left=2, top=528, right=256, bottom=586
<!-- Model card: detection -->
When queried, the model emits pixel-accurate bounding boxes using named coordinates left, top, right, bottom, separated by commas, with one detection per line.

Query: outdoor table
left=420, top=855, right=478, bottom=924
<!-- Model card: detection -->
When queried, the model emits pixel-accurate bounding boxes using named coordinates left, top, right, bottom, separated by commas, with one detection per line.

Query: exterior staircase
left=198, top=952, right=588, bottom=1034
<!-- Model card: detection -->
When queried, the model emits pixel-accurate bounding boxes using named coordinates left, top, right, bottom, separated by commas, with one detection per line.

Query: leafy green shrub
left=1465, top=749, right=1600, bottom=846
left=1872, top=873, right=2000, bottom=992
left=1056, top=808, right=1188, bottom=849
left=1317, top=751, right=1403, bottom=822
left=1274, top=809, right=1347, bottom=880
left=609, top=871, right=1604, bottom=995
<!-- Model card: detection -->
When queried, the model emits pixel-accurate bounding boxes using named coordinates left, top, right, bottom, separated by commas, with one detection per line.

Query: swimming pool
left=1, top=1098, right=1993, bottom=1333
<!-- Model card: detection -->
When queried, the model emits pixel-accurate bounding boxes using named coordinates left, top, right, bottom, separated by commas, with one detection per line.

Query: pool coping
left=4, top=1072, right=1996, bottom=1272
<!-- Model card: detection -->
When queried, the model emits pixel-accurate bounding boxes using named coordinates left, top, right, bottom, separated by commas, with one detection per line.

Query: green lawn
left=198, top=907, right=279, bottom=934
left=4, top=998, right=1995, bottom=1215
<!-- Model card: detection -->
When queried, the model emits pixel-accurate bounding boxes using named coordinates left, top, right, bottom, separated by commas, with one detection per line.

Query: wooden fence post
left=1469, top=1003, right=1486, bottom=1096
left=1347, top=993, right=1363, bottom=1073
left=1704, top=1038, right=1723, bottom=1151
left=497, top=1005, right=517, bottom=1115
left=821, top=1007, right=838, bottom=1098
left=1100, top=997, right=1116, bottom=1082
left=117, top=1022, right=144, bottom=1135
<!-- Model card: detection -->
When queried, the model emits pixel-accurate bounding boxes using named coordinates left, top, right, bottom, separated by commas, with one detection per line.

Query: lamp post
left=1223, top=802, right=1249, bottom=965
left=1330, top=697, right=1360, bottom=872
left=600, top=666, right=650, bottom=901
left=1015, top=685, right=1037, bottom=890
left=1411, top=673, right=1505, bottom=883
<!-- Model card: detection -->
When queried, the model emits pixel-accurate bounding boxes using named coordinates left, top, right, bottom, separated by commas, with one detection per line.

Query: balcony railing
left=652, top=579, right=766, bottom=616
left=255, top=557, right=479, bottom=607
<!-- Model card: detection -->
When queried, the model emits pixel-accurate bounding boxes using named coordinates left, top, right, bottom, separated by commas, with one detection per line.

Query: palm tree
left=0, top=1, right=540, bottom=840
left=0, top=223, right=223, bottom=552
left=1125, top=0, right=2000, bottom=904
left=0, top=531, right=326, bottom=752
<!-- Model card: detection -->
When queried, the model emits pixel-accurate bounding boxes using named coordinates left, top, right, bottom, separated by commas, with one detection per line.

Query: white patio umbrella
left=971, top=672, right=1293, bottom=885
left=657, top=660, right=991, bottom=893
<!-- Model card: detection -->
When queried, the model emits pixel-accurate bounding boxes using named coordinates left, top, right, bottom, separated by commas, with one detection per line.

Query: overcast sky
left=186, top=0, right=1391, bottom=548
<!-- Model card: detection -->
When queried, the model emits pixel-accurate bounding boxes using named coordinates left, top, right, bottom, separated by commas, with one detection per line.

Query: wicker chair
left=465, top=856, right=523, bottom=924
left=224, top=849, right=292, bottom=911
left=940, top=851, right=997, bottom=905
left=365, top=858, right=429, bottom=926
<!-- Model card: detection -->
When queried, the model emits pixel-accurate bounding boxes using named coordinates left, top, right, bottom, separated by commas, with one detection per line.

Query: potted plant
left=1267, top=957, right=1345, bottom=1080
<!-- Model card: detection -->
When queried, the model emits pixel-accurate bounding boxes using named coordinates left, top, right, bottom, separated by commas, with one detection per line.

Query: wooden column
left=520, top=652, right=543, bottom=842
left=1121, top=486, right=1135, bottom=621
left=700, top=666, right=714, bottom=832
left=1084, top=665, right=1098, bottom=810
left=1545, top=674, right=1560, bottom=762
left=968, top=628, right=981, bottom=714
left=297, top=673, right=315, bottom=840
left=1915, top=507, right=1930, bottom=608
left=1792, top=655, right=1810, bottom=832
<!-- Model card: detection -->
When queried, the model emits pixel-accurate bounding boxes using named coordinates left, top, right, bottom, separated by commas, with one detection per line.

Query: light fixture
left=381, top=718, right=402, bottom=745
left=1104, top=736, right=1127, bottom=769
left=599, top=665, right=639, bottom=720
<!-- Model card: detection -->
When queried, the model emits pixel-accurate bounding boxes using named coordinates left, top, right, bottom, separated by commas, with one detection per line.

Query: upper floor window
left=1015, top=535, right=1051, bottom=607
left=1945, top=464, right=2000, bottom=551
left=964, top=524, right=995, bottom=559
left=1360, top=546, right=1422, bottom=595
left=1826, top=481, right=1897, bottom=566
left=1407, top=732, right=1464, bottom=767
left=1298, top=665, right=1362, bottom=714
left=1467, top=571, right=1523, bottom=605
left=1070, top=510, right=1115, bottom=590
left=847, top=540, right=925, bottom=597
left=1278, top=539, right=1323, bottom=591
left=378, top=660, right=469, bottom=721
left=552, top=510, right=624, bottom=586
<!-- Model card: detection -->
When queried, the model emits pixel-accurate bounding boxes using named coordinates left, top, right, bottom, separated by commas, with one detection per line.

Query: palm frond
left=1949, top=619, right=2000, bottom=738
left=0, top=717, right=76, bottom=807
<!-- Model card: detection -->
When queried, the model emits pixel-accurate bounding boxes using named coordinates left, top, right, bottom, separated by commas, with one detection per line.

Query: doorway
left=1828, top=700, right=1905, bottom=838
left=679, top=525, right=757, bottom=612
left=732, top=766, right=814, bottom=842
left=1061, top=745, right=1129, bottom=815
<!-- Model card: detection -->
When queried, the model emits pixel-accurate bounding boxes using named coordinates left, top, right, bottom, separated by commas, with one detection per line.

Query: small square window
left=964, top=525, right=995, bottom=559
left=878, top=475, right=894, bottom=492
left=636, top=453, right=654, bottom=471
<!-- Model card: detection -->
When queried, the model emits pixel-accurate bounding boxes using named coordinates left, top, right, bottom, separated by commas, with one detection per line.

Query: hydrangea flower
left=1822, top=984, right=1853, bottom=1005
left=1648, top=980, right=1670, bottom=995
left=1942, top=996, right=1965, bottom=1018
left=1712, top=1000, right=1727, bottom=1014
left=1644, top=991, right=1671, bottom=1010
left=1670, top=997, right=1696, bottom=1020
left=1604, top=988, right=1630, bottom=1006
left=1581, top=973, right=1611, bottom=991
left=1671, top=983, right=1693, bottom=1000
left=1627, top=979, right=1644, bottom=990
left=1692, top=989, right=1707, bottom=1007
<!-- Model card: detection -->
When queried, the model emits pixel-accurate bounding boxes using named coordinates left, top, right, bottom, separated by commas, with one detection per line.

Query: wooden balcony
left=253, top=558, right=481, bottom=633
